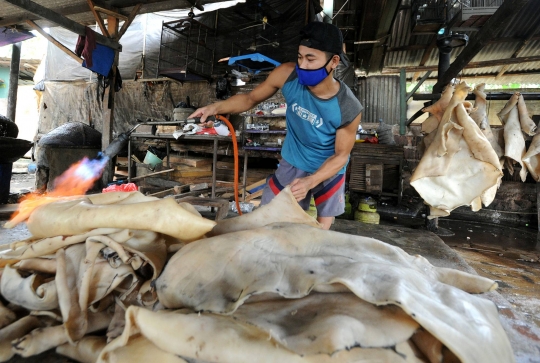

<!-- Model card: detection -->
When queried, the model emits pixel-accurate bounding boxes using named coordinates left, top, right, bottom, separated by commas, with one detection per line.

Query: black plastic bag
left=216, top=74, right=231, bottom=100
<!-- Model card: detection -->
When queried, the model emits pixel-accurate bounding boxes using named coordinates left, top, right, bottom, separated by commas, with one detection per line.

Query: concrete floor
left=1, top=202, right=540, bottom=362
left=331, top=219, right=540, bottom=363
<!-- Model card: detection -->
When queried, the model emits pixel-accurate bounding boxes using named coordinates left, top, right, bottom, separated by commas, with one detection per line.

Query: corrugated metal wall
left=357, top=76, right=400, bottom=125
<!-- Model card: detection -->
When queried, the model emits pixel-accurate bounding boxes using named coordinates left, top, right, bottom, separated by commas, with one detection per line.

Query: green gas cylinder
left=358, top=197, right=377, bottom=213
left=354, top=197, right=380, bottom=224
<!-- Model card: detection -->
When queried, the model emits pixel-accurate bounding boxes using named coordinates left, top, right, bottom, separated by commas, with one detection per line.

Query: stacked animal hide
left=417, top=83, right=540, bottom=217
left=499, top=92, right=540, bottom=181
left=0, top=188, right=515, bottom=363
left=412, top=82, right=503, bottom=218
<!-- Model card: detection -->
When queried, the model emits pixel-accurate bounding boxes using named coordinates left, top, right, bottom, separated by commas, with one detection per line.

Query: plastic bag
left=230, top=201, right=254, bottom=213
left=102, top=183, right=138, bottom=193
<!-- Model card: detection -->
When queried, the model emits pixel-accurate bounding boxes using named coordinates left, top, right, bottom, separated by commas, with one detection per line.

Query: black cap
left=299, top=22, right=348, bottom=66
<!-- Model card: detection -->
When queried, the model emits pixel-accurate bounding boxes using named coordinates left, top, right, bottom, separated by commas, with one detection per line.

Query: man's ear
left=331, top=55, right=340, bottom=69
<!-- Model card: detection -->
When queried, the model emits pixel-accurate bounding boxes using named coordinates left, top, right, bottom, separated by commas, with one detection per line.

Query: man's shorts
left=261, top=159, right=345, bottom=217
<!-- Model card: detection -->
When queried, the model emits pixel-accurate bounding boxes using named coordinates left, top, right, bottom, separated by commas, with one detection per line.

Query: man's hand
left=289, top=177, right=315, bottom=202
left=188, top=104, right=219, bottom=123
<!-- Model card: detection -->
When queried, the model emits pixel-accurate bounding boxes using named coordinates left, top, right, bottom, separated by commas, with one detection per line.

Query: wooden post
left=7, top=42, right=21, bottom=122
left=101, top=16, right=119, bottom=186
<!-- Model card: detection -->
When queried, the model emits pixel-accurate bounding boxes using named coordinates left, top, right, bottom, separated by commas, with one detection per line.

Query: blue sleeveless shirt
left=281, top=69, right=363, bottom=174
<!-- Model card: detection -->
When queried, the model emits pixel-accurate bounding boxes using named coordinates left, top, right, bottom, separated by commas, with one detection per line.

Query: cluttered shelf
left=243, top=146, right=282, bottom=151
left=127, top=133, right=235, bottom=198
left=243, top=130, right=287, bottom=134
left=130, top=133, right=232, bottom=141
left=241, top=113, right=286, bottom=118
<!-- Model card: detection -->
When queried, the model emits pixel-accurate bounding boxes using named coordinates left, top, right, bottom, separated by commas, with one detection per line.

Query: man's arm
left=189, top=63, right=295, bottom=122
left=290, top=113, right=362, bottom=201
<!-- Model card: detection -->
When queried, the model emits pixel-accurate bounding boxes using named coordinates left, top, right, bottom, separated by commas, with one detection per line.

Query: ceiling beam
left=94, top=6, right=129, bottom=21
left=3, top=0, right=121, bottom=50
left=117, top=4, right=141, bottom=40
left=86, top=0, right=109, bottom=38
left=382, top=54, right=540, bottom=74
left=0, top=0, right=205, bottom=28
left=26, top=20, right=83, bottom=64
left=433, top=0, right=532, bottom=92
left=366, top=0, right=400, bottom=74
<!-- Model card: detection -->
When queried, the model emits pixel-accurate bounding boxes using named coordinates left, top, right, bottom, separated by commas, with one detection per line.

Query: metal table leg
left=212, top=139, right=218, bottom=199
left=127, top=137, right=131, bottom=182
left=166, top=140, right=170, bottom=168
left=243, top=152, right=248, bottom=201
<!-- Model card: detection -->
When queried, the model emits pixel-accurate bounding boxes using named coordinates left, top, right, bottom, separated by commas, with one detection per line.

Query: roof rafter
left=383, top=54, right=540, bottom=74
left=433, top=0, right=532, bottom=92
left=2, top=0, right=121, bottom=50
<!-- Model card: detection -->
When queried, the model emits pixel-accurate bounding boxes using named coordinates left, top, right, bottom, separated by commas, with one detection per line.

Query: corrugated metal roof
left=0, top=0, right=228, bottom=28
left=382, top=0, right=540, bottom=84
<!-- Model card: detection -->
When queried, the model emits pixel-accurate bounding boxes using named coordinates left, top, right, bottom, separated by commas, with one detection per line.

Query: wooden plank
left=85, top=0, right=109, bottom=38
left=144, top=177, right=182, bottom=188
left=190, top=183, right=209, bottom=191
left=168, top=155, right=213, bottom=167
left=171, top=164, right=212, bottom=171
left=94, top=6, right=129, bottom=21
left=251, top=200, right=262, bottom=207
left=171, top=170, right=213, bottom=178
left=3, top=0, right=121, bottom=51
left=245, top=189, right=263, bottom=201
left=130, top=168, right=174, bottom=181
left=148, top=188, right=176, bottom=198
left=245, top=178, right=266, bottom=193
left=26, top=20, right=83, bottom=64
left=216, top=161, right=235, bottom=170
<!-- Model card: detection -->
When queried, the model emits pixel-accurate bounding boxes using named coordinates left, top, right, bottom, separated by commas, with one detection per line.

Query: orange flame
left=5, top=156, right=108, bottom=228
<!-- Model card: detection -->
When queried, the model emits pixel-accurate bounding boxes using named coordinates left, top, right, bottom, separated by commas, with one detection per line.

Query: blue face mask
left=296, top=57, right=333, bottom=87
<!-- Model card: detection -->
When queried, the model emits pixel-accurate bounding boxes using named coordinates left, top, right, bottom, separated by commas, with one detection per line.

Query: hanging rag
left=75, top=27, right=97, bottom=67
left=97, top=66, right=123, bottom=102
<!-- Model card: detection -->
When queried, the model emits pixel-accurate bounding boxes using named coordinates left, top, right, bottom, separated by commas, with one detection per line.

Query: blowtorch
left=99, top=117, right=212, bottom=159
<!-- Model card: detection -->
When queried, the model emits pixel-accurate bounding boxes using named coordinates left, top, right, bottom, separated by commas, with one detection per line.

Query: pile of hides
left=0, top=187, right=515, bottom=363
left=412, top=81, right=539, bottom=218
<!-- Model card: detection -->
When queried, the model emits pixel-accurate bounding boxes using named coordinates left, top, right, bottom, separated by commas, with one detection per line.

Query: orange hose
left=215, top=115, right=242, bottom=216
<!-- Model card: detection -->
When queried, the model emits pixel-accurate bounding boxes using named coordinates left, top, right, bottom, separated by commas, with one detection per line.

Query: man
left=189, top=22, right=363, bottom=229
